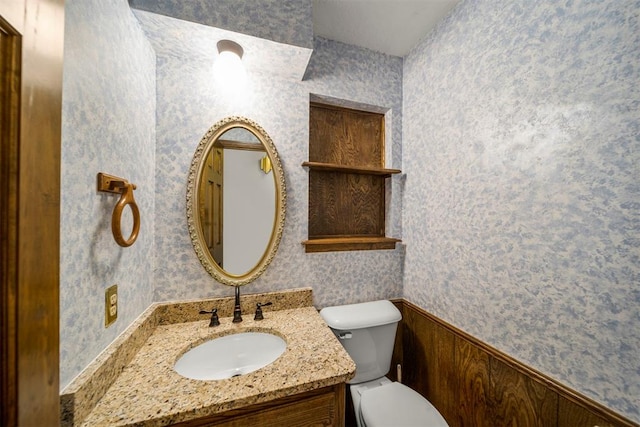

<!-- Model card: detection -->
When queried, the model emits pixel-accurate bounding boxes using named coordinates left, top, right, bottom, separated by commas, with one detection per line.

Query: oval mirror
left=187, top=117, right=286, bottom=286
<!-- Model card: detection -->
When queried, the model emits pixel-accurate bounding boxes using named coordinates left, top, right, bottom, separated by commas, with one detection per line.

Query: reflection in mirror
left=187, top=117, right=286, bottom=286
left=200, top=128, right=275, bottom=274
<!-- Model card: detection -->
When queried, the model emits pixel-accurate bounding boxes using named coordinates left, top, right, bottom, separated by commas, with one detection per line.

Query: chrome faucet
left=232, top=286, right=242, bottom=323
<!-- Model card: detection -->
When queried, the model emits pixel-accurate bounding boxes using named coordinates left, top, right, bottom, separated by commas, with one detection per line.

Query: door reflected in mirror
left=187, top=117, right=286, bottom=286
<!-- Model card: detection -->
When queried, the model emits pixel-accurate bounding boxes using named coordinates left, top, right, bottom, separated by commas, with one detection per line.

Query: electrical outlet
left=105, top=284, right=118, bottom=327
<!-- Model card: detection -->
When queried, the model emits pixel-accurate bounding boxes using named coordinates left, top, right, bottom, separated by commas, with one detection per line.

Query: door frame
left=1, top=1, right=64, bottom=425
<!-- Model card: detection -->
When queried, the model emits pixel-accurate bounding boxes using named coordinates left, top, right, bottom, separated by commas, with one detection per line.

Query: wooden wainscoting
left=389, top=299, right=638, bottom=427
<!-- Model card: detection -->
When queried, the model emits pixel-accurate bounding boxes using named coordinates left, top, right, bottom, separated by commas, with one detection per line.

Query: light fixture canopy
left=217, top=39, right=244, bottom=59
left=214, top=39, right=247, bottom=91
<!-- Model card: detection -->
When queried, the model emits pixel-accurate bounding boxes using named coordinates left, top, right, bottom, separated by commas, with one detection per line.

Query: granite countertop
left=61, top=289, right=355, bottom=427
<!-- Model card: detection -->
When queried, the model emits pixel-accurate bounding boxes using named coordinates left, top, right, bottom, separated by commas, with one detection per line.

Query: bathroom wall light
left=215, top=39, right=247, bottom=87
left=217, top=39, right=243, bottom=60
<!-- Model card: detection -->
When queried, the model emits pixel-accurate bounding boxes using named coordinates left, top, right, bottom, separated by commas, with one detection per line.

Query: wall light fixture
left=215, top=39, right=246, bottom=86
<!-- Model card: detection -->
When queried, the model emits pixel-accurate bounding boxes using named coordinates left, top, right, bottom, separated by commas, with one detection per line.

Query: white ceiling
left=313, top=0, right=461, bottom=57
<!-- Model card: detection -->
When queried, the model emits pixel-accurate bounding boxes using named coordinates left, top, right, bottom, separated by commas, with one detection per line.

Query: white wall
left=223, top=149, right=276, bottom=274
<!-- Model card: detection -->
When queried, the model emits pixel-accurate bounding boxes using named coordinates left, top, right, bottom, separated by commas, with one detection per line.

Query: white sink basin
left=174, top=332, right=286, bottom=380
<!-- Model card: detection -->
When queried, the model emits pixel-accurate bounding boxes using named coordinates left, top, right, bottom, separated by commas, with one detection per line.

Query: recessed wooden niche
left=302, top=102, right=401, bottom=253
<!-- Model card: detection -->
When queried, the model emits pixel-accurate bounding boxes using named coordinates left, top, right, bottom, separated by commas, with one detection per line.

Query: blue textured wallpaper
left=60, top=0, right=156, bottom=388
left=59, top=0, right=638, bottom=421
left=402, top=0, right=639, bottom=421
left=60, top=2, right=403, bottom=390
left=128, top=0, right=313, bottom=49
left=132, top=10, right=312, bottom=81
left=149, top=23, right=405, bottom=306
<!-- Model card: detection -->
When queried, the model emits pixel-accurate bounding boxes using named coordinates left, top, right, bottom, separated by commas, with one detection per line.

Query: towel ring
left=112, top=183, right=140, bottom=247
left=97, top=173, right=141, bottom=247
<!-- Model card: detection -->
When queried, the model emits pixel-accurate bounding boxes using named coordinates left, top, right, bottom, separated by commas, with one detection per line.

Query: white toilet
left=320, top=300, right=449, bottom=427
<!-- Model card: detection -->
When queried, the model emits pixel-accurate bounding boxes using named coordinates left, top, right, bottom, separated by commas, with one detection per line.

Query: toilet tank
left=320, top=300, right=401, bottom=384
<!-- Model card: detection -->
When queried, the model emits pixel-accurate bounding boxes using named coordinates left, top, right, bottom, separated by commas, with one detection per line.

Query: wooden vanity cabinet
left=171, top=384, right=345, bottom=427
left=302, top=103, right=401, bottom=253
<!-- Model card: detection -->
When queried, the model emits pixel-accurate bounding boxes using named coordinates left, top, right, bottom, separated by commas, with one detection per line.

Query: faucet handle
left=254, top=302, right=272, bottom=321
left=199, top=308, right=220, bottom=327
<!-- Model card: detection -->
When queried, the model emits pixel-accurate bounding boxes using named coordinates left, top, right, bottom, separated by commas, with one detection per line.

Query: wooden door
left=0, top=0, right=64, bottom=425
left=201, top=146, right=224, bottom=266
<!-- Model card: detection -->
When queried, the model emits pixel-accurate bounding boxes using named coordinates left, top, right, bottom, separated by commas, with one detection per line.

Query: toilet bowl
left=320, top=300, right=449, bottom=427
left=353, top=378, right=448, bottom=427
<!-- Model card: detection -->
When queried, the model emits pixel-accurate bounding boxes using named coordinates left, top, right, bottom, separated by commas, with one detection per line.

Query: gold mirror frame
left=186, top=116, right=286, bottom=286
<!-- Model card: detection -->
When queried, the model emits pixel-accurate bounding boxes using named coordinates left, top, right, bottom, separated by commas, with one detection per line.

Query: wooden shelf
left=304, top=103, right=401, bottom=253
left=302, top=161, right=401, bottom=177
left=302, top=236, right=401, bottom=253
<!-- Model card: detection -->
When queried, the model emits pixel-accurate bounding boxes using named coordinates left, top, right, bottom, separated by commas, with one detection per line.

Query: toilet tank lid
left=320, top=300, right=401, bottom=330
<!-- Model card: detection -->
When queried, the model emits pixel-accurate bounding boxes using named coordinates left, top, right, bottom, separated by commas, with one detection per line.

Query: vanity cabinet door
left=172, top=384, right=345, bottom=427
